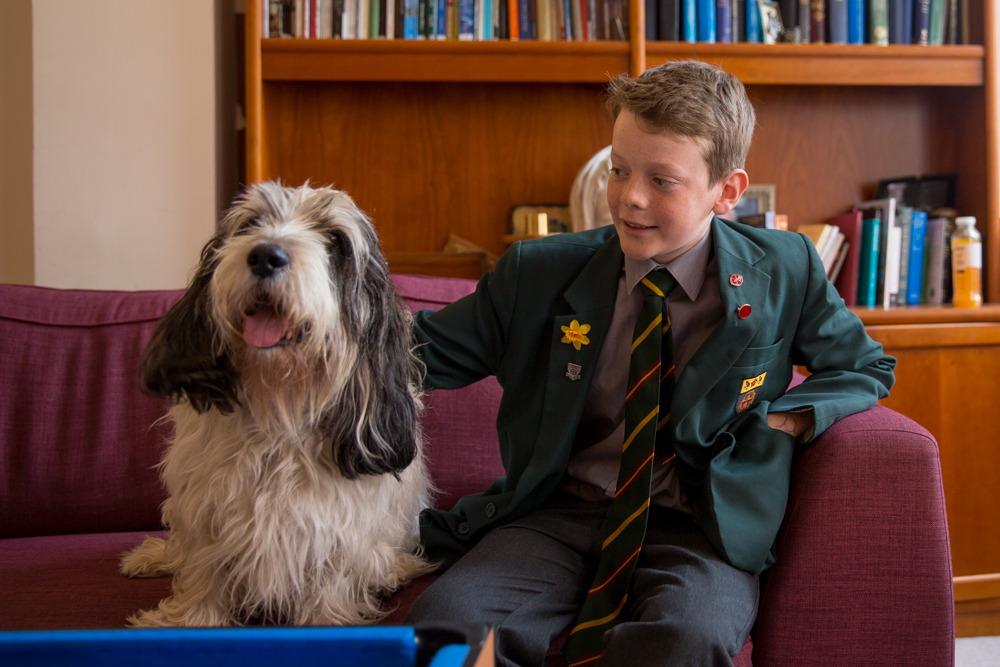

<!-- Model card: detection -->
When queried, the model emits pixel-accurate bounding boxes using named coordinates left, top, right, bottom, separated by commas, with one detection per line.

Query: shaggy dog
left=120, top=182, right=434, bottom=627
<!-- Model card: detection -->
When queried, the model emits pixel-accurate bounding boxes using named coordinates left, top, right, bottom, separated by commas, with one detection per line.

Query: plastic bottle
left=951, top=216, right=983, bottom=308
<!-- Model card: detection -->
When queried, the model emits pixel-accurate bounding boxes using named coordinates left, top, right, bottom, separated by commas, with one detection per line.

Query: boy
left=405, top=61, right=895, bottom=667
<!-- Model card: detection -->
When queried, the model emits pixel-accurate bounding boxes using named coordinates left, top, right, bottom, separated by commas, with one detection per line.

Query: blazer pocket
left=732, top=338, right=785, bottom=368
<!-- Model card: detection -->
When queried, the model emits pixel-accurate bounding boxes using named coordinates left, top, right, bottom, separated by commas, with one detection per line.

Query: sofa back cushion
left=0, top=277, right=504, bottom=538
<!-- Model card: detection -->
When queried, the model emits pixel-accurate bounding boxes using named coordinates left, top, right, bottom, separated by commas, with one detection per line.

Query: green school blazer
left=412, top=217, right=895, bottom=575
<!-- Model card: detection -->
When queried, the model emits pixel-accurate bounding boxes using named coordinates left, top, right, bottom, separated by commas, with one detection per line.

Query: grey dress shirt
left=560, top=225, right=724, bottom=510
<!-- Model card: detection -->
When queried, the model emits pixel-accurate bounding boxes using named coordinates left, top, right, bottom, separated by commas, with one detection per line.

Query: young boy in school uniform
left=404, top=61, right=895, bottom=667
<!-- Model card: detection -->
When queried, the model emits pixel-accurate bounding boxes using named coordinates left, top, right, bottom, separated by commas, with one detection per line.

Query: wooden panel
left=245, top=0, right=263, bottom=183
left=955, top=575, right=1000, bottom=602
left=866, top=326, right=1000, bottom=577
left=956, top=598, right=1000, bottom=637
left=386, top=252, right=487, bottom=279
left=262, top=40, right=630, bottom=83
left=853, top=304, right=1000, bottom=325
left=645, top=44, right=984, bottom=86
left=262, top=81, right=613, bottom=256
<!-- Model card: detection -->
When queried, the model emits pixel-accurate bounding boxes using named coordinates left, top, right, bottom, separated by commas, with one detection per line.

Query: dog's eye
left=233, top=217, right=263, bottom=237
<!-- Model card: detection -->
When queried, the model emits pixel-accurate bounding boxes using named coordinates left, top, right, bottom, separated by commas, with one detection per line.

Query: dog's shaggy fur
left=120, top=182, right=434, bottom=627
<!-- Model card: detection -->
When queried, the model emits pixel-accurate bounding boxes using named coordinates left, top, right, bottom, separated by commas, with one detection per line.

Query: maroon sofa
left=0, top=277, right=954, bottom=666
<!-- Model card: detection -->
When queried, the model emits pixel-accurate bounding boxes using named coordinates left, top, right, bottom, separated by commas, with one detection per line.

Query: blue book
left=683, top=0, right=698, bottom=41
left=906, top=211, right=928, bottom=304
left=458, top=0, right=473, bottom=38
left=717, top=0, right=732, bottom=41
left=913, top=0, right=930, bottom=44
left=888, top=0, right=909, bottom=43
left=697, top=0, right=716, bottom=41
left=745, top=0, right=761, bottom=42
left=436, top=0, right=447, bottom=37
left=857, top=217, right=881, bottom=307
left=829, top=0, right=847, bottom=42
left=405, top=0, right=420, bottom=37
left=895, top=206, right=913, bottom=305
left=847, top=0, right=864, bottom=43
left=487, top=0, right=496, bottom=38
left=518, top=0, right=531, bottom=39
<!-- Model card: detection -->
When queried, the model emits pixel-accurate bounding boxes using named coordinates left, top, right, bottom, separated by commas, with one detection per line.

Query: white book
left=263, top=0, right=270, bottom=38
left=386, top=0, right=395, bottom=38
left=359, top=0, right=370, bottom=39
left=884, top=225, right=902, bottom=308
left=821, top=231, right=845, bottom=276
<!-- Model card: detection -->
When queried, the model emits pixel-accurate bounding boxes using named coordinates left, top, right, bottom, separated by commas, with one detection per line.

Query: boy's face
left=608, top=111, right=746, bottom=265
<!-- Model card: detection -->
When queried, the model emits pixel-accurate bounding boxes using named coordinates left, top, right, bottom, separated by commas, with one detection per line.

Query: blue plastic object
left=426, top=644, right=471, bottom=667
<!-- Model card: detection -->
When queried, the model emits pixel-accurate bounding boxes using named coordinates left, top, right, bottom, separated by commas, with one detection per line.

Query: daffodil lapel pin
left=561, top=320, right=591, bottom=351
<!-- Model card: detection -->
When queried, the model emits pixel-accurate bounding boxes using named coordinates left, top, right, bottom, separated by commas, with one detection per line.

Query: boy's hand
left=767, top=409, right=815, bottom=442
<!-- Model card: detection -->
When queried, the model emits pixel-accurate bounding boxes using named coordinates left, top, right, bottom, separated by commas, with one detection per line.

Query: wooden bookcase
left=245, top=0, right=1000, bottom=629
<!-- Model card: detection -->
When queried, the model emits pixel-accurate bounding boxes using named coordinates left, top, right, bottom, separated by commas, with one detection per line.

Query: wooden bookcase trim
left=852, top=304, right=1000, bottom=326
left=262, top=39, right=630, bottom=82
left=261, top=39, right=984, bottom=86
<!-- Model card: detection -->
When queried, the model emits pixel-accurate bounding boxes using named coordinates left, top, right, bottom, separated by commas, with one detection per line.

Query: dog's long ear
left=324, top=224, right=420, bottom=479
left=141, top=233, right=240, bottom=414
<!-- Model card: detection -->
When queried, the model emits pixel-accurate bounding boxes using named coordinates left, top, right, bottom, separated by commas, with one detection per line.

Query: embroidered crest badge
left=736, top=372, right=766, bottom=414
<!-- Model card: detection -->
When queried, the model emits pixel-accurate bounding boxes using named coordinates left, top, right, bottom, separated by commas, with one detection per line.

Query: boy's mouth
left=623, top=220, right=655, bottom=230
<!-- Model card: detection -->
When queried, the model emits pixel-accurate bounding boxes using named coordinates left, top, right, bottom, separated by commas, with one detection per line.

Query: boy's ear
left=712, top=169, right=750, bottom=216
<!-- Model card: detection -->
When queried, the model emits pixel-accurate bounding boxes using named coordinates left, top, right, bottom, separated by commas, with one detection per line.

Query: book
left=745, top=0, right=762, bottom=41
left=731, top=0, right=742, bottom=40
left=404, top=0, right=420, bottom=35
left=370, top=0, right=381, bottom=38
left=737, top=211, right=780, bottom=229
left=870, top=0, right=888, bottom=44
left=821, top=231, right=845, bottom=276
left=698, top=0, right=716, bottom=41
left=888, top=0, right=906, bottom=43
left=923, top=215, right=950, bottom=304
left=683, top=0, right=698, bottom=41
left=647, top=0, right=659, bottom=37
left=894, top=207, right=913, bottom=305
left=855, top=198, right=897, bottom=308
left=519, top=0, right=531, bottom=37
left=884, top=222, right=903, bottom=307
left=828, top=0, right=847, bottom=42
left=906, top=211, right=928, bottom=304
left=659, top=0, right=680, bottom=39
left=798, top=0, right=810, bottom=41
left=778, top=0, right=797, bottom=39
left=799, top=223, right=836, bottom=256
left=717, top=0, right=733, bottom=41
left=810, top=0, right=825, bottom=43
left=929, top=0, right=945, bottom=44
left=857, top=216, right=881, bottom=307
left=831, top=211, right=863, bottom=306
left=829, top=241, right=851, bottom=285
left=913, top=0, right=930, bottom=44
left=847, top=0, right=864, bottom=42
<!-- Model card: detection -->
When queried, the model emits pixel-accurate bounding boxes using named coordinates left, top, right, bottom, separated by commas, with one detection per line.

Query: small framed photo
left=723, top=183, right=776, bottom=221
left=758, top=1, right=784, bottom=45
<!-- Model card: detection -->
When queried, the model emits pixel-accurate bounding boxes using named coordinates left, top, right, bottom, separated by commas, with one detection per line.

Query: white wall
left=31, top=0, right=218, bottom=290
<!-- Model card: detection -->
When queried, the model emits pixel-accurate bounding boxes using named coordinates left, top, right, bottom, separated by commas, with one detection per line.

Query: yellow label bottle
left=951, top=216, right=983, bottom=308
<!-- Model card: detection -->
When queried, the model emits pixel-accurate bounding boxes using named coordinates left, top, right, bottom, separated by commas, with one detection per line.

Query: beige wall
left=30, top=0, right=218, bottom=290
left=0, top=0, right=35, bottom=285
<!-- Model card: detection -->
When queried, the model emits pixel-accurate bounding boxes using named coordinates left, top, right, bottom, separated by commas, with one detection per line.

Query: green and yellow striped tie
left=563, top=269, right=678, bottom=667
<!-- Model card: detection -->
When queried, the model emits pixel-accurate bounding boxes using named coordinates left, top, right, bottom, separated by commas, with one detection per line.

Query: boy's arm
left=767, top=234, right=896, bottom=442
left=411, top=243, right=521, bottom=390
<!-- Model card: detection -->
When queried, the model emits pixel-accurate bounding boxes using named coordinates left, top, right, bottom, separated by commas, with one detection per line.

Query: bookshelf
left=245, top=0, right=1000, bottom=625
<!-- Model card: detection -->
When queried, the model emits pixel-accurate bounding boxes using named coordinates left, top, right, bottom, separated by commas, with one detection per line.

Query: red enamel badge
left=738, top=304, right=752, bottom=319
left=730, top=274, right=743, bottom=286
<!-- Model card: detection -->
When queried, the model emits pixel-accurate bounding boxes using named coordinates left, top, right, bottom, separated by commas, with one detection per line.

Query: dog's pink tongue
left=243, top=307, right=289, bottom=348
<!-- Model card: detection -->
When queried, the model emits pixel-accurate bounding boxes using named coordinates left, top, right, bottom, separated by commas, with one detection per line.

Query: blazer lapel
left=510, top=234, right=624, bottom=506
left=672, top=218, right=771, bottom=442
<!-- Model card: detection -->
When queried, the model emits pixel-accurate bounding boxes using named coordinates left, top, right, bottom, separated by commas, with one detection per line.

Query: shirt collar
left=624, top=215, right=715, bottom=302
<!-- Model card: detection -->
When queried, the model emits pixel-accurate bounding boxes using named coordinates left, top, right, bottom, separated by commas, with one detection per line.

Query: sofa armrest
left=754, top=405, right=954, bottom=667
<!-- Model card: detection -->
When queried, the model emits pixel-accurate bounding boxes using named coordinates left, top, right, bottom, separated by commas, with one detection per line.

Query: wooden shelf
left=262, top=39, right=630, bottom=82
left=851, top=303, right=1000, bottom=325
left=647, top=43, right=985, bottom=86
left=261, top=39, right=984, bottom=86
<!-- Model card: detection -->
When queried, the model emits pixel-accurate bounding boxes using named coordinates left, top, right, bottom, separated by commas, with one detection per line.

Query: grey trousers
left=405, top=495, right=759, bottom=667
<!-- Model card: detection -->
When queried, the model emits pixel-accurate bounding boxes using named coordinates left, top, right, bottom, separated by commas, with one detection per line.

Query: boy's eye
left=653, top=178, right=674, bottom=187
left=610, top=167, right=624, bottom=177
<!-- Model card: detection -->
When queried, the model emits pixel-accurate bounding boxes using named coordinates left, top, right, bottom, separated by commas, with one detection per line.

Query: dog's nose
left=247, top=243, right=289, bottom=278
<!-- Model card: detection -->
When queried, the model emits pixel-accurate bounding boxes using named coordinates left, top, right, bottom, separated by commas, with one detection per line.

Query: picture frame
left=723, top=183, right=777, bottom=221
left=758, top=1, right=784, bottom=45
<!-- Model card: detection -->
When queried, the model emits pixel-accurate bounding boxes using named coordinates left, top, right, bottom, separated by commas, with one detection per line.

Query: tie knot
left=639, top=270, right=677, bottom=299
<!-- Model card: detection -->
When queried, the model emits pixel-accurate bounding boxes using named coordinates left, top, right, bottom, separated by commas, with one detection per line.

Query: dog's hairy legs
left=120, top=536, right=172, bottom=579
left=125, top=570, right=237, bottom=628
left=395, top=551, right=438, bottom=588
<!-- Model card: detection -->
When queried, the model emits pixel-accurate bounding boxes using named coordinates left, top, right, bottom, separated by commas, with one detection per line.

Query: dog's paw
left=394, top=551, right=439, bottom=587
left=120, top=536, right=171, bottom=578
left=125, top=607, right=173, bottom=628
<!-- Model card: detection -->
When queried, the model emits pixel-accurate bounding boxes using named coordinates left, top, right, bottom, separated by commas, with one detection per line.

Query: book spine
left=459, top=0, right=474, bottom=37
left=716, top=0, right=732, bottom=41
left=778, top=0, right=797, bottom=38
left=487, top=0, right=495, bottom=37
left=895, top=208, right=913, bottom=305
left=731, top=0, right=741, bottom=41
left=507, top=0, right=519, bottom=37
left=587, top=0, right=596, bottom=39
left=887, top=0, right=905, bottom=43
left=846, top=0, right=863, bottom=42
left=797, top=0, right=810, bottom=41
left=417, top=0, right=426, bottom=35
left=745, top=0, right=761, bottom=42
left=659, top=0, right=679, bottom=39
left=907, top=212, right=928, bottom=304
left=829, top=0, right=847, bottom=42
left=913, top=0, right=930, bottom=44
left=810, top=0, right=825, bottom=42
left=646, top=0, right=659, bottom=38
left=369, top=0, right=380, bottom=37
left=858, top=218, right=881, bottom=307
left=683, top=0, right=698, bottom=41
left=869, top=0, right=888, bottom=44
left=947, top=0, right=958, bottom=44
left=572, top=0, right=584, bottom=39
left=404, top=0, right=419, bottom=36
left=697, top=0, right=716, bottom=41
left=929, top=0, right=945, bottom=44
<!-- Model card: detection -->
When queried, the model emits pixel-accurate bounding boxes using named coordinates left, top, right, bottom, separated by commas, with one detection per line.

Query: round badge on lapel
left=730, top=274, right=743, bottom=286
left=738, top=304, right=752, bottom=319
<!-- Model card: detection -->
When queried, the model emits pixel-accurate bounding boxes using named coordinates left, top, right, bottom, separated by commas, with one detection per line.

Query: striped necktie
left=563, top=269, right=678, bottom=667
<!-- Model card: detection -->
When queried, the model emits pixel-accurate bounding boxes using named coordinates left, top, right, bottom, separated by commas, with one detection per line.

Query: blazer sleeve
left=768, top=234, right=896, bottom=441
left=411, top=242, right=522, bottom=390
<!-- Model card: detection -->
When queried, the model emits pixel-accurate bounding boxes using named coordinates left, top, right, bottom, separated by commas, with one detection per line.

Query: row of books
left=645, top=0, right=970, bottom=43
left=264, top=0, right=631, bottom=41
left=805, top=201, right=959, bottom=308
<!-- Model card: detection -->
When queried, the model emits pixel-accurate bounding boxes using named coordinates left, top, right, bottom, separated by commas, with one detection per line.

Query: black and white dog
left=121, top=182, right=433, bottom=627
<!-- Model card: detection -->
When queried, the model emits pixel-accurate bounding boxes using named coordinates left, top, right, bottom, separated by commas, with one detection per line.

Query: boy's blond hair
left=606, top=61, right=756, bottom=185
